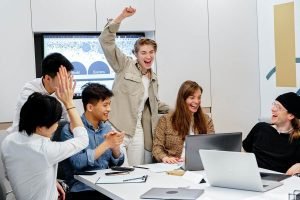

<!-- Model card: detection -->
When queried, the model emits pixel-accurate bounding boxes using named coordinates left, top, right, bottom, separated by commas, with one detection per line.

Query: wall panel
left=208, top=0, right=260, bottom=135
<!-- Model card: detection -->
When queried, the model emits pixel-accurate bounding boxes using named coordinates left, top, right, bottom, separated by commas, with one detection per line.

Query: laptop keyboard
left=263, top=184, right=269, bottom=188
left=260, top=172, right=291, bottom=181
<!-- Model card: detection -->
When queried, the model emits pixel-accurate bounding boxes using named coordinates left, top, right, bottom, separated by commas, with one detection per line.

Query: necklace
left=277, top=127, right=294, bottom=134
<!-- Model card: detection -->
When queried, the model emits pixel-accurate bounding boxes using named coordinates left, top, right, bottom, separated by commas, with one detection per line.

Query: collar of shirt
left=19, top=131, right=51, bottom=141
left=81, top=114, right=107, bottom=133
left=135, top=61, right=156, bottom=82
left=38, top=78, right=52, bottom=95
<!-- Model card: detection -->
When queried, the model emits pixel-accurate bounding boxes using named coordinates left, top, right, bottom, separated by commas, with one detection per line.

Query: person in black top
left=243, top=92, right=300, bottom=175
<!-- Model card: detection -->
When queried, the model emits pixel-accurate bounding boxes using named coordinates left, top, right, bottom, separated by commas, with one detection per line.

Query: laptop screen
left=185, top=132, right=242, bottom=171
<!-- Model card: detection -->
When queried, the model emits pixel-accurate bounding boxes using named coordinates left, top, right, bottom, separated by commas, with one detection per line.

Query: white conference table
left=75, top=168, right=300, bottom=200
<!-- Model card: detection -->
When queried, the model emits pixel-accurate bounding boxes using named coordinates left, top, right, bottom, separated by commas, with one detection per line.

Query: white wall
left=31, top=0, right=97, bottom=32
left=0, top=0, right=261, bottom=136
left=257, top=0, right=299, bottom=120
left=155, top=0, right=211, bottom=109
left=96, top=0, right=155, bottom=32
left=208, top=0, right=260, bottom=136
left=0, top=0, right=35, bottom=122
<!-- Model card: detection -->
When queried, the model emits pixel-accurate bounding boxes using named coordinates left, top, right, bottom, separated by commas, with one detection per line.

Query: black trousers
left=68, top=191, right=112, bottom=200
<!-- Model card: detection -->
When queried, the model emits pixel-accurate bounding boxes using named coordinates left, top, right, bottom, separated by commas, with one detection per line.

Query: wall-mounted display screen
left=34, top=33, right=144, bottom=98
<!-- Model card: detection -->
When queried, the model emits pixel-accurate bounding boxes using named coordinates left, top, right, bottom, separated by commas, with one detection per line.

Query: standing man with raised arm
left=99, top=7, right=169, bottom=166
left=1, top=67, right=88, bottom=200
left=7, top=52, right=74, bottom=134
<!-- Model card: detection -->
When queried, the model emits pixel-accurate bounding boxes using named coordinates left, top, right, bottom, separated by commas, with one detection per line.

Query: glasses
left=272, top=102, right=287, bottom=112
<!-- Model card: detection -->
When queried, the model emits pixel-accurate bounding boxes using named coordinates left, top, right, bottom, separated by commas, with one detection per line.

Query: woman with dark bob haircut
left=19, top=92, right=63, bottom=136
left=1, top=67, right=88, bottom=200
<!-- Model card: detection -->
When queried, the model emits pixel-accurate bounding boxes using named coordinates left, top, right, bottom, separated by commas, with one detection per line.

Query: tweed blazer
left=152, top=113, right=215, bottom=162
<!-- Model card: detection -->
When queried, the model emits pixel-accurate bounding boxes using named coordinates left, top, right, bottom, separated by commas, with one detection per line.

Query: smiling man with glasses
left=243, top=92, right=300, bottom=175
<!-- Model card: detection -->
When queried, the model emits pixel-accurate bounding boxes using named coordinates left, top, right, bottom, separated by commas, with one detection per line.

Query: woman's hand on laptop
left=162, top=156, right=181, bottom=164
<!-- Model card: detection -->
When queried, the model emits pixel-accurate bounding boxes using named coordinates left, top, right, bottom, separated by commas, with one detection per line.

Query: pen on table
left=105, top=171, right=129, bottom=176
left=133, top=166, right=149, bottom=170
left=123, top=175, right=148, bottom=182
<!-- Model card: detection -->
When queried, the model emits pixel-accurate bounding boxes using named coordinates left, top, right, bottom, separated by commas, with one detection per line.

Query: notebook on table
left=184, top=132, right=242, bottom=171
left=199, top=149, right=283, bottom=192
left=140, top=187, right=204, bottom=200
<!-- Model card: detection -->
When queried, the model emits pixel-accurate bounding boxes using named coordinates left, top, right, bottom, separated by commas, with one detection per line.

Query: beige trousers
left=121, top=113, right=152, bottom=166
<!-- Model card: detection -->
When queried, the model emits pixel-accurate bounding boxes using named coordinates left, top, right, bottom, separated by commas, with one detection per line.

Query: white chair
left=0, top=178, right=14, bottom=200
left=0, top=131, right=15, bottom=200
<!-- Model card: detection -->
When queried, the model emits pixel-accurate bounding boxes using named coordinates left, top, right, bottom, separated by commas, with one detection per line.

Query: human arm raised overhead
left=99, top=7, right=137, bottom=73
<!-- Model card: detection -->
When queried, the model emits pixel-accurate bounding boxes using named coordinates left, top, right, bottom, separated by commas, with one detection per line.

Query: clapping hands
left=104, top=131, right=125, bottom=149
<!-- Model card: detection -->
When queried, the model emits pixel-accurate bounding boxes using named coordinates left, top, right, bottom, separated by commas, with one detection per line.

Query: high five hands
left=54, top=66, right=75, bottom=108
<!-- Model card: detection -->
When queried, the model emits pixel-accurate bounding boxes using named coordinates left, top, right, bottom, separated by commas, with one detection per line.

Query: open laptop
left=199, top=150, right=283, bottom=192
left=140, top=187, right=204, bottom=200
left=184, top=132, right=242, bottom=171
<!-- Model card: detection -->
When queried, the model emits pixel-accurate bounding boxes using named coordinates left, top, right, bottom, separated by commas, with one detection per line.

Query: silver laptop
left=184, top=132, right=242, bottom=171
left=199, top=150, right=283, bottom=192
left=140, top=187, right=204, bottom=200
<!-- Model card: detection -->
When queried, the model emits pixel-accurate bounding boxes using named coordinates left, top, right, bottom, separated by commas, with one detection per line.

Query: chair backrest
left=0, top=131, right=8, bottom=180
left=0, top=178, right=7, bottom=200
left=51, top=120, right=69, bottom=142
left=50, top=120, right=70, bottom=181
left=0, top=178, right=14, bottom=200
left=0, top=131, right=15, bottom=200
